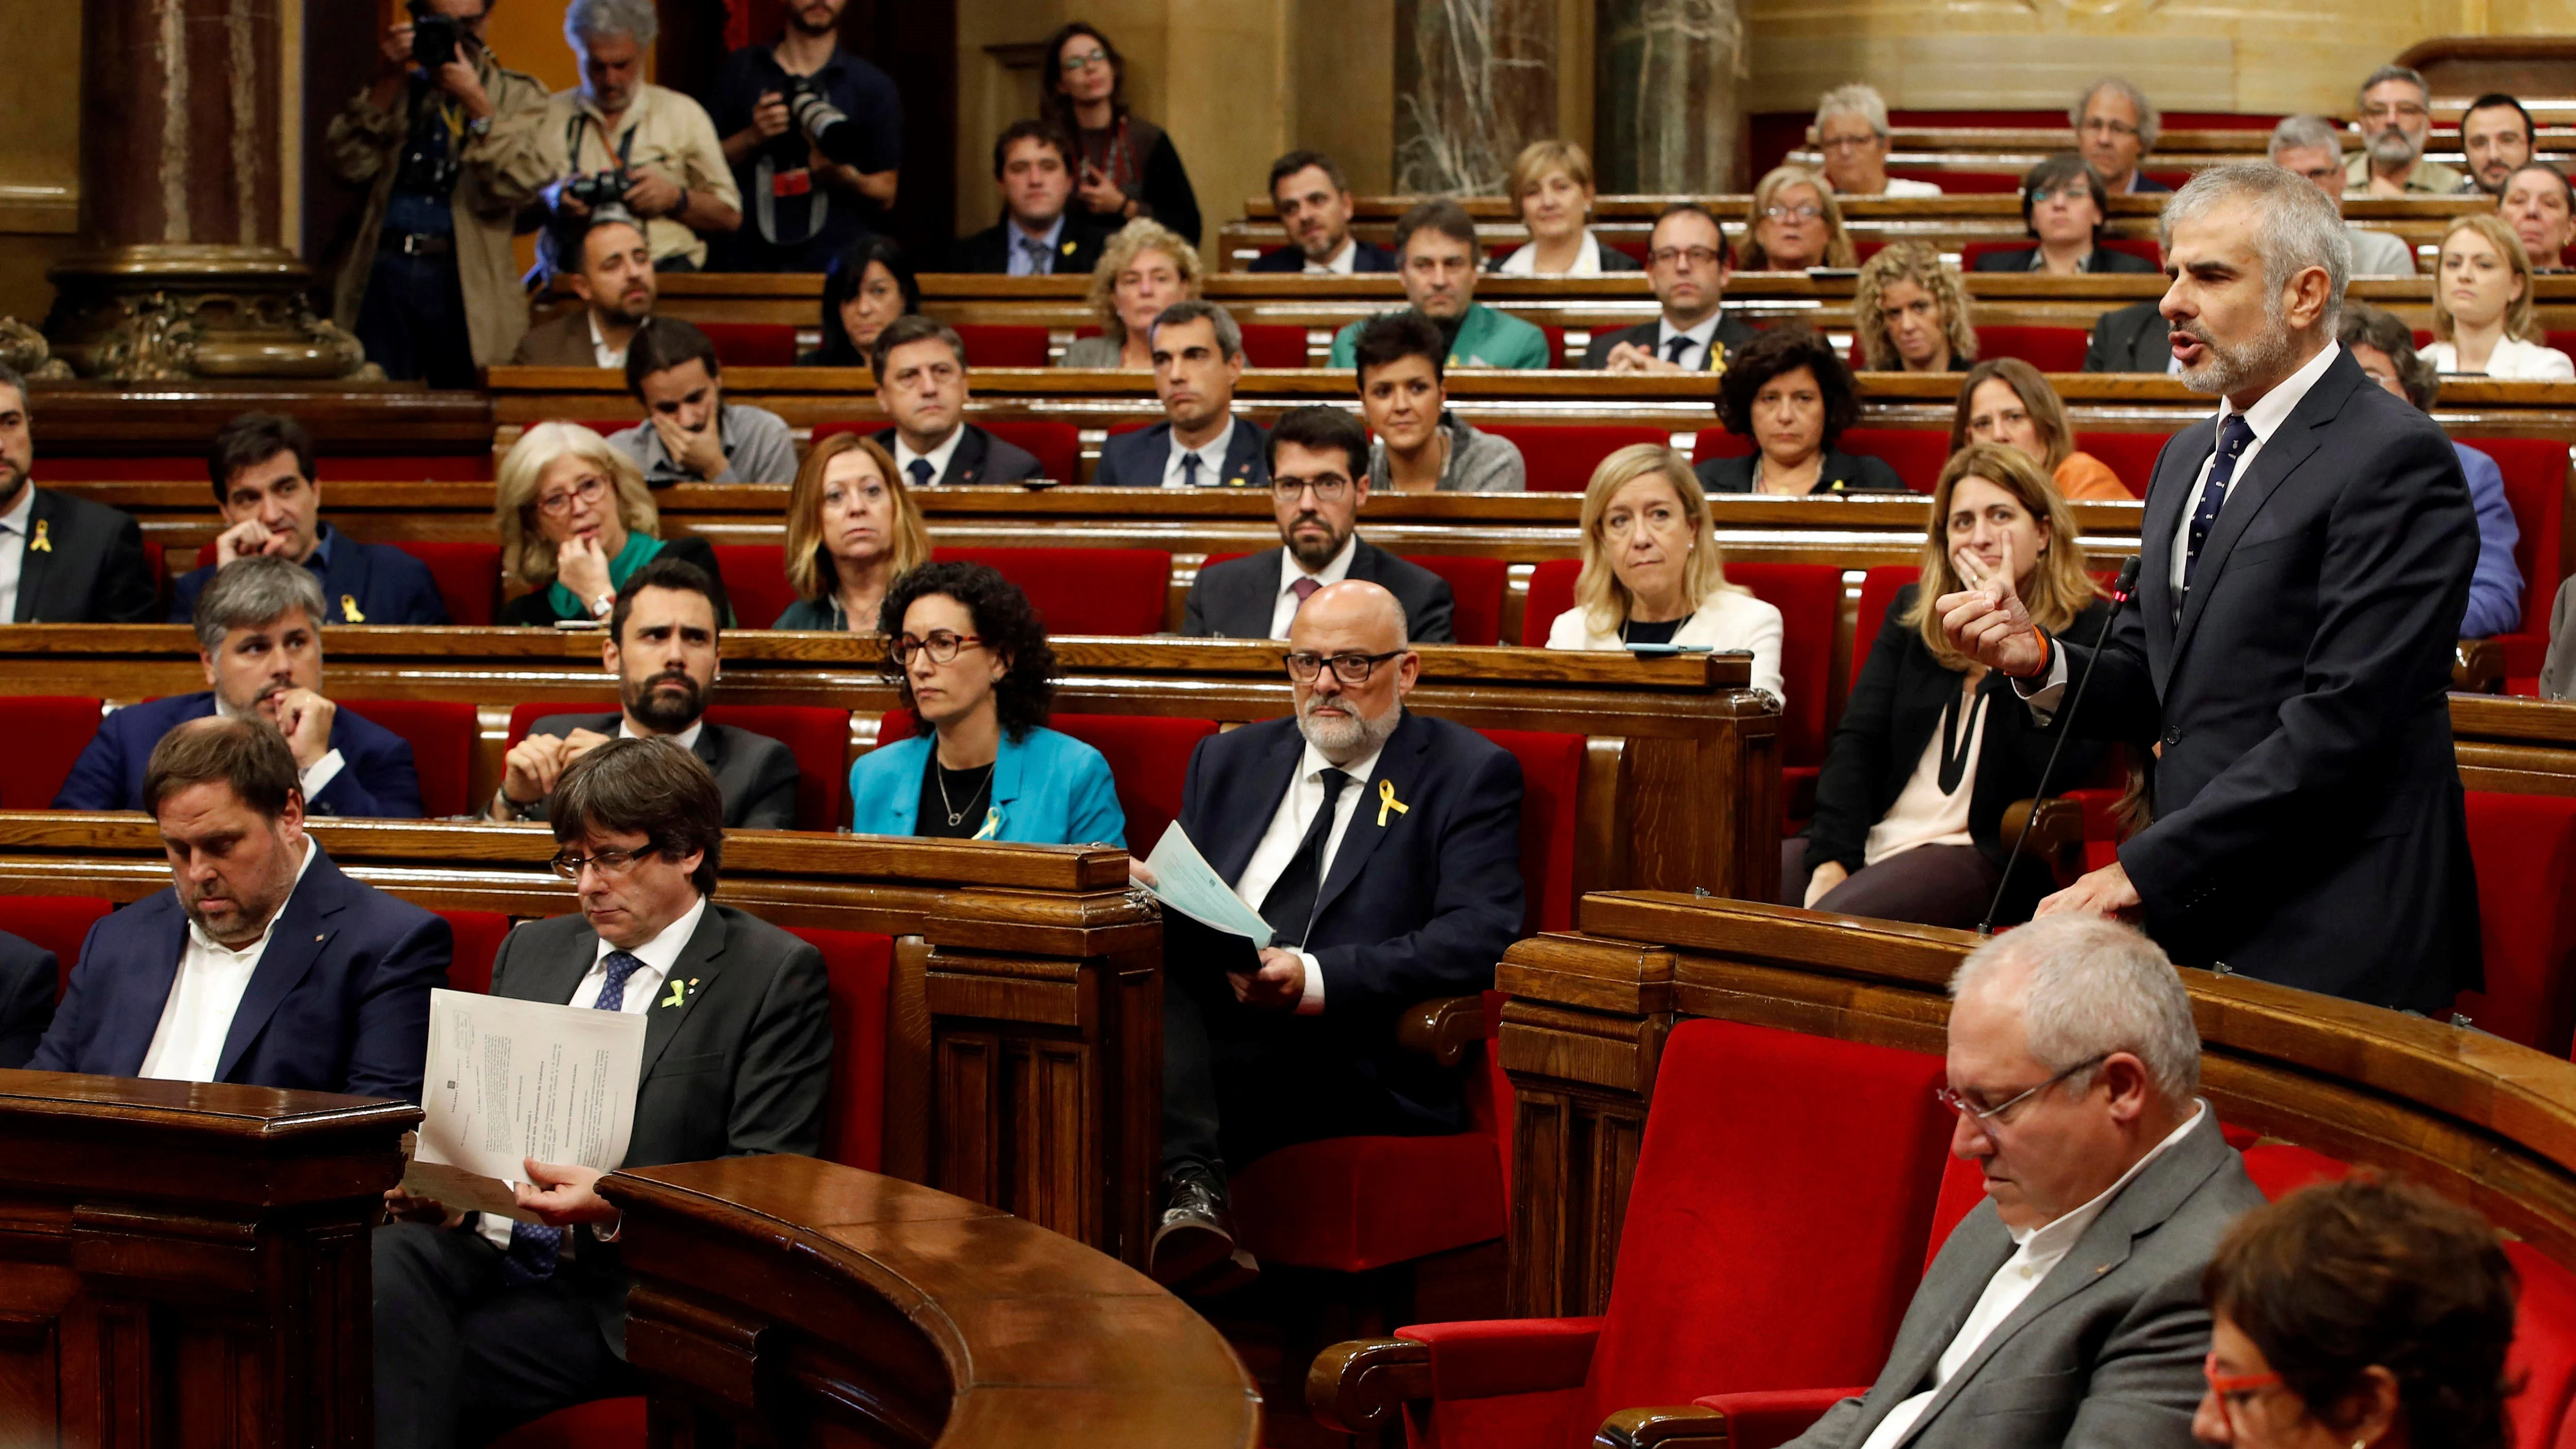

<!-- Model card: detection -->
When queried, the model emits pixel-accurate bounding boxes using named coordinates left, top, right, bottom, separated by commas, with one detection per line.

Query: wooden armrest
left=1999, top=795, right=2082, bottom=858
left=1308, top=1336, right=1433, bottom=1433
left=1596, top=1404, right=1732, bottom=1448
left=2455, top=637, right=2505, bottom=694
left=1396, top=994, right=1489, bottom=1066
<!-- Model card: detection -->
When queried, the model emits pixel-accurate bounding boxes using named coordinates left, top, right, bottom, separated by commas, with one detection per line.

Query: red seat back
left=0, top=896, right=112, bottom=1002
left=1926, top=1152, right=1988, bottom=1274
left=2072, top=431, right=2174, bottom=499
left=1535, top=325, right=1567, bottom=369
left=388, top=542, right=502, bottom=626
left=1403, top=554, right=1507, bottom=645
left=2548, top=330, right=2576, bottom=362
left=1974, top=325, right=2089, bottom=372
left=1240, top=322, right=1309, bottom=369
left=1837, top=427, right=1951, bottom=491
left=787, top=926, right=893, bottom=1172
left=2504, top=1242, right=2576, bottom=1449
left=697, top=322, right=799, bottom=369
left=708, top=544, right=800, bottom=632
left=504, top=701, right=589, bottom=751
left=700, top=705, right=853, bottom=830
left=1852, top=566, right=1922, bottom=685
left=952, top=323, right=1049, bottom=369
left=2455, top=792, right=2576, bottom=1055
left=1726, top=564, right=1842, bottom=772
left=2239, top=1141, right=2349, bottom=1201
left=1473, top=729, right=1582, bottom=933
left=1692, top=429, right=1755, bottom=465
left=2, top=698, right=103, bottom=810
left=879, top=709, right=1216, bottom=851
left=1480, top=423, right=1671, bottom=493
left=1522, top=558, right=1581, bottom=646
left=340, top=700, right=479, bottom=818
left=929, top=546, right=1172, bottom=636
left=1583, top=1019, right=1952, bottom=1420
left=434, top=910, right=514, bottom=996
left=2469, top=439, right=2568, bottom=681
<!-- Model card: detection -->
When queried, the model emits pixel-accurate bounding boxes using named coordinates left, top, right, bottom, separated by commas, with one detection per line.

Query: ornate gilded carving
left=43, top=246, right=381, bottom=383
left=0, top=319, right=73, bottom=381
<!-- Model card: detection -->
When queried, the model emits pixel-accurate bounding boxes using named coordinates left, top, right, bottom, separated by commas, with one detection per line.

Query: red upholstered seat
left=485, top=1396, right=644, bottom=1449
left=1536, top=325, right=1568, bottom=369
left=1838, top=427, right=1951, bottom=491
left=2238, top=1141, right=2349, bottom=1201
left=1974, top=325, right=2089, bottom=372
left=951, top=323, right=1049, bottom=368
left=1404, top=554, right=1507, bottom=645
left=2549, top=330, right=2576, bottom=362
left=928, top=545, right=1171, bottom=636
left=696, top=321, right=799, bottom=368
left=1728, top=564, right=1843, bottom=828
left=2503, top=1242, right=2576, bottom=1449
left=504, top=701, right=589, bottom=751
left=1, top=697, right=103, bottom=810
left=2454, top=792, right=2576, bottom=1055
left=340, top=700, right=480, bottom=818
left=1851, top=566, right=1919, bottom=685
left=189, top=540, right=502, bottom=625
left=2072, top=430, right=2174, bottom=499
left=141, top=543, right=163, bottom=616
left=700, top=705, right=852, bottom=831
left=2467, top=439, right=2568, bottom=689
left=1391, top=1019, right=1954, bottom=1448
left=708, top=544, right=799, bottom=632
left=878, top=709, right=1216, bottom=851
left=1478, top=729, right=1582, bottom=934
left=434, top=910, right=513, bottom=996
left=1692, top=428, right=1755, bottom=465
left=1481, top=423, right=1672, bottom=492
left=1521, top=558, right=1580, bottom=646
left=787, top=927, right=893, bottom=1171
left=0, top=896, right=111, bottom=1001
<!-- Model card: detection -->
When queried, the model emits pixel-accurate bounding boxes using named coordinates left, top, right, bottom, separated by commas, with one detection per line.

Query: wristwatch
left=590, top=591, right=615, bottom=618
left=466, top=113, right=493, bottom=138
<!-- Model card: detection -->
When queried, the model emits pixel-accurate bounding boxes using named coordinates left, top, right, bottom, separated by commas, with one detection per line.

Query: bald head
left=1290, top=579, right=1408, bottom=654
left=1287, top=580, right=1417, bottom=766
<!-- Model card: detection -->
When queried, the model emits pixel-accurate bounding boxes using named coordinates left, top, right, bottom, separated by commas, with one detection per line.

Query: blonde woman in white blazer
left=2427, top=213, right=2576, bottom=380
left=1544, top=444, right=1787, bottom=706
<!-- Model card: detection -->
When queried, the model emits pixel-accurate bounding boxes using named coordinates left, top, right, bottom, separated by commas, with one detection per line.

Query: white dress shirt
left=1496, top=231, right=1608, bottom=277
left=1229, top=736, right=1388, bottom=1015
left=1265, top=535, right=1359, bottom=638
left=1162, top=417, right=1237, bottom=489
left=1880, top=176, right=1944, bottom=198
left=139, top=836, right=320, bottom=1082
left=586, top=313, right=626, bottom=370
left=622, top=718, right=704, bottom=753
left=1654, top=315, right=1724, bottom=372
left=1856, top=1103, right=2209, bottom=1449
left=2424, top=336, right=2576, bottom=381
left=893, top=427, right=965, bottom=489
left=0, top=483, right=33, bottom=623
left=1305, top=237, right=1360, bottom=275
left=213, top=694, right=347, bottom=802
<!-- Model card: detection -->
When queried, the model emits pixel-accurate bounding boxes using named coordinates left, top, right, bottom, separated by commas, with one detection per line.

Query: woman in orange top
left=1948, top=357, right=2130, bottom=501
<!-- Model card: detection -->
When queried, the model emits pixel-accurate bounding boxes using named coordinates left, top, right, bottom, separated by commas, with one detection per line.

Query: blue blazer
left=30, top=846, right=452, bottom=1102
left=1176, top=710, right=1524, bottom=1131
left=1091, top=418, right=1270, bottom=489
left=52, top=692, right=426, bottom=819
left=167, top=525, right=451, bottom=626
left=849, top=726, right=1126, bottom=846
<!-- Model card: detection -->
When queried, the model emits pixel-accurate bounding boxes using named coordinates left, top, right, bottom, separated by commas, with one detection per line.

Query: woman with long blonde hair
left=1788, top=442, right=2111, bottom=926
left=2427, top=212, right=2574, bottom=379
left=495, top=421, right=730, bottom=627
left=774, top=432, right=934, bottom=630
left=1543, top=444, right=1785, bottom=704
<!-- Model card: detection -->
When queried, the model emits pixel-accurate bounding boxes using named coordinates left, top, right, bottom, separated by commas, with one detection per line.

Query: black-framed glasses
left=550, top=846, right=650, bottom=879
left=1935, top=1052, right=2110, bottom=1134
left=1285, top=650, right=1402, bottom=685
left=1272, top=473, right=1352, bottom=503
left=892, top=630, right=984, bottom=666
left=1649, top=245, right=1724, bottom=268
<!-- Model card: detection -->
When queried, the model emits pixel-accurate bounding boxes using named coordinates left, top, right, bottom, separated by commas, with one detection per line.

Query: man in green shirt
left=1329, top=199, right=1550, bottom=370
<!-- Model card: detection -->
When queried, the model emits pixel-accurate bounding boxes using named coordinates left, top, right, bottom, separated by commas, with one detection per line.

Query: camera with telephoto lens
left=778, top=75, right=871, bottom=168
left=561, top=169, right=632, bottom=212
left=408, top=0, right=460, bottom=69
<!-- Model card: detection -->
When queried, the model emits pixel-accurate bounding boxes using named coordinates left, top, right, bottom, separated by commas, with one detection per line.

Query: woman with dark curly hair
left=845, top=561, right=1125, bottom=845
left=1039, top=21, right=1202, bottom=249
left=2195, top=1174, right=2517, bottom=1449
left=1698, top=327, right=1908, bottom=496
left=801, top=235, right=920, bottom=367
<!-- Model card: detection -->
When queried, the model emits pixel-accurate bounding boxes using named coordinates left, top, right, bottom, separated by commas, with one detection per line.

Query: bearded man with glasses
left=1181, top=404, right=1458, bottom=640
left=1145, top=576, right=1521, bottom=1296
left=1782, top=914, right=2261, bottom=1449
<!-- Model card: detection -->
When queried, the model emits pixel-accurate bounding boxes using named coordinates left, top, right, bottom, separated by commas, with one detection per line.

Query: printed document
left=404, top=988, right=646, bottom=1215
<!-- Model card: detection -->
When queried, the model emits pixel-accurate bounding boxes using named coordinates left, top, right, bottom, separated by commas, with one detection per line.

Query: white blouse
left=1862, top=688, right=1987, bottom=867
left=1544, top=588, right=1787, bottom=705
left=1496, top=230, right=1608, bottom=277
left=2425, top=335, right=2576, bottom=381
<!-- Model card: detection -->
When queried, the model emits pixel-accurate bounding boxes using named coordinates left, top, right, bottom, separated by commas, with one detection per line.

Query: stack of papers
left=403, top=988, right=648, bottom=1220
left=1142, top=822, right=1274, bottom=947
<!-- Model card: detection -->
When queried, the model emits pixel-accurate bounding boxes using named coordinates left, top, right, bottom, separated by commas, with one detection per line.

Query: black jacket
left=1249, top=239, right=1398, bottom=274
left=2053, top=347, right=2481, bottom=1012
left=1182, top=536, right=1456, bottom=643
left=514, top=713, right=800, bottom=830
left=1971, top=245, right=2159, bottom=274
left=0, top=931, right=59, bottom=1069
left=2086, top=299, right=2174, bottom=373
left=499, top=535, right=728, bottom=628
left=869, top=423, right=1043, bottom=487
left=1807, top=587, right=2114, bottom=914
left=13, top=488, right=156, bottom=622
left=1092, top=417, right=1269, bottom=489
left=947, top=217, right=1108, bottom=276
left=1582, top=312, right=1760, bottom=371
left=1697, top=450, right=1911, bottom=496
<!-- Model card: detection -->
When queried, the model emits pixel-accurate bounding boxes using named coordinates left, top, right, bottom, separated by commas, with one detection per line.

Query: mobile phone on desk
left=1622, top=643, right=1713, bottom=657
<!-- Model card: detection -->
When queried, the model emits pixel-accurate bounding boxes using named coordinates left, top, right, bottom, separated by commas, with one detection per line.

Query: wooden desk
left=0, top=1070, right=417, bottom=1447
left=605, top=1155, right=1261, bottom=1447
left=2454, top=693, right=2576, bottom=796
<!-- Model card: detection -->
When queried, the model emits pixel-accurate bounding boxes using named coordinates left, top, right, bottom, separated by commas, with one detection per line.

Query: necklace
left=937, top=753, right=997, bottom=827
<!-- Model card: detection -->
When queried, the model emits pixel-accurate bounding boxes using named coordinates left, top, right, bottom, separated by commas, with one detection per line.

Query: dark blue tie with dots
left=500, top=949, right=646, bottom=1286
left=2183, top=414, right=2257, bottom=591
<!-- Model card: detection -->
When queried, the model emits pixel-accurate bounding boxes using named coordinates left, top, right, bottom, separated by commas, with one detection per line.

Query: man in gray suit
left=489, top=556, right=800, bottom=828
left=1790, top=914, right=2262, bottom=1449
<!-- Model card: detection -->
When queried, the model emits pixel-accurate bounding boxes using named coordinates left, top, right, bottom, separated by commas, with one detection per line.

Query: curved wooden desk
left=601, top=1154, right=1261, bottom=1447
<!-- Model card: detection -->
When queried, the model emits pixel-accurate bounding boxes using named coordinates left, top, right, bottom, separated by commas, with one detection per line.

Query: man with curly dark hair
left=845, top=561, right=1125, bottom=844
left=1698, top=327, right=1908, bottom=495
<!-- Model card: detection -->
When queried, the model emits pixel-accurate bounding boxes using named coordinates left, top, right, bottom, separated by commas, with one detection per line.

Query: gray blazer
left=2543, top=573, right=2576, bottom=700
left=515, top=715, right=801, bottom=830
left=1790, top=1111, right=2263, bottom=1449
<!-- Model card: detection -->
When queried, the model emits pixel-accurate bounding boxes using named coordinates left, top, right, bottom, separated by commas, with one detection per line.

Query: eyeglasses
left=1649, top=245, right=1724, bottom=268
left=2080, top=117, right=2141, bottom=139
left=892, top=630, right=984, bottom=666
left=1762, top=203, right=1823, bottom=223
left=549, top=845, right=650, bottom=879
left=1285, top=650, right=1402, bottom=684
left=2203, top=1351, right=2287, bottom=1429
left=536, top=475, right=609, bottom=516
left=1272, top=474, right=1352, bottom=502
left=1935, top=1052, right=2109, bottom=1133
left=1060, top=47, right=1110, bottom=72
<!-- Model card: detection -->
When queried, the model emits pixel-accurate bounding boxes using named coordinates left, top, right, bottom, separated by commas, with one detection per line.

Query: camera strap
left=753, top=155, right=827, bottom=248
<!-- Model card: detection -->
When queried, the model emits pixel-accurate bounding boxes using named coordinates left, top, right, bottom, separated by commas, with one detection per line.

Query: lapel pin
left=315, top=933, right=325, bottom=942
left=341, top=594, right=365, bottom=623
left=660, top=979, right=686, bottom=1009
left=1376, top=778, right=1410, bottom=827
left=973, top=806, right=1003, bottom=841
left=28, top=520, right=49, bottom=553
left=1060, top=239, right=1077, bottom=255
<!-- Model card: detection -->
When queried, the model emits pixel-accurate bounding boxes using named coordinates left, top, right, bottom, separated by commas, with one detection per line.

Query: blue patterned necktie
left=2183, top=414, right=2257, bottom=591
left=1181, top=452, right=1203, bottom=488
left=1019, top=235, right=1051, bottom=275
left=501, top=950, right=646, bottom=1286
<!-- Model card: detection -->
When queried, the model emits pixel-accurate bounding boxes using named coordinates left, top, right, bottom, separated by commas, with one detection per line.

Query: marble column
left=44, top=0, right=369, bottom=380
left=1395, top=0, right=1560, bottom=195
left=1595, top=0, right=1742, bottom=194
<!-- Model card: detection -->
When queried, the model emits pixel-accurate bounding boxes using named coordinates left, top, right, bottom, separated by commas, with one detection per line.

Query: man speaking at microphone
left=1938, top=162, right=2480, bottom=1013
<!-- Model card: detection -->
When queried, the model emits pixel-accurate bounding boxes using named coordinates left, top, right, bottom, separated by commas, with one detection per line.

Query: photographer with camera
left=538, top=0, right=740, bottom=274
left=708, top=0, right=902, bottom=273
left=325, top=0, right=551, bottom=386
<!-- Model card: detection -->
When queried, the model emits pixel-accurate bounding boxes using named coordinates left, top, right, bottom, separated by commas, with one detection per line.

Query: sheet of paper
left=414, top=988, right=647, bottom=1187
left=1143, top=821, right=1275, bottom=948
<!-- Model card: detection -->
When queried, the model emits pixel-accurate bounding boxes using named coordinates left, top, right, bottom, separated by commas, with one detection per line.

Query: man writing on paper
left=32, top=716, right=450, bottom=1099
left=1148, top=579, right=1524, bottom=1295
left=375, top=738, right=831, bottom=1449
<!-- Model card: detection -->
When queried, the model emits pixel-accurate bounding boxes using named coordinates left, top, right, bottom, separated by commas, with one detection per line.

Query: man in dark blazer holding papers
left=1148, top=579, right=1522, bottom=1296
left=374, top=738, right=831, bottom=1449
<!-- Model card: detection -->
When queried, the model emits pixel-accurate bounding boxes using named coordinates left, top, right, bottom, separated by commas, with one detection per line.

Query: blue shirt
left=848, top=726, right=1124, bottom=847
left=2454, top=441, right=2527, bottom=638
left=1006, top=215, right=1069, bottom=277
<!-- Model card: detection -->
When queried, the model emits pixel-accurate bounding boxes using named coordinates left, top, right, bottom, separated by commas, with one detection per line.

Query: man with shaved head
left=1146, top=579, right=1524, bottom=1295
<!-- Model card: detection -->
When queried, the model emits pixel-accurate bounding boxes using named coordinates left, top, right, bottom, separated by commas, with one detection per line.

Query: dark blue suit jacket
left=1177, top=710, right=1524, bottom=1131
left=1248, top=240, right=1398, bottom=274
left=0, top=932, right=58, bottom=1068
left=166, top=525, right=450, bottom=626
left=52, top=692, right=426, bottom=819
left=30, top=846, right=451, bottom=1102
left=1092, top=418, right=1271, bottom=489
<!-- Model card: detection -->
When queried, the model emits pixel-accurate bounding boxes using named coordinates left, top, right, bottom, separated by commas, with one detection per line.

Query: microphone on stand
left=1979, top=554, right=2143, bottom=936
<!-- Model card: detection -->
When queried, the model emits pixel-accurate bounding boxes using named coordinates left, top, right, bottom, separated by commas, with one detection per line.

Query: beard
left=2368, top=127, right=2420, bottom=167
left=1285, top=513, right=1349, bottom=571
left=624, top=668, right=706, bottom=734
left=2171, top=315, right=2296, bottom=397
left=1296, top=689, right=1401, bottom=763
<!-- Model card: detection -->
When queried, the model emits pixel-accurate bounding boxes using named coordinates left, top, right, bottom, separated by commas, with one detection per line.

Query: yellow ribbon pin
left=341, top=594, right=365, bottom=623
left=28, top=520, right=49, bottom=553
left=973, top=806, right=1003, bottom=841
left=660, top=978, right=686, bottom=1009
left=1376, top=778, right=1409, bottom=827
